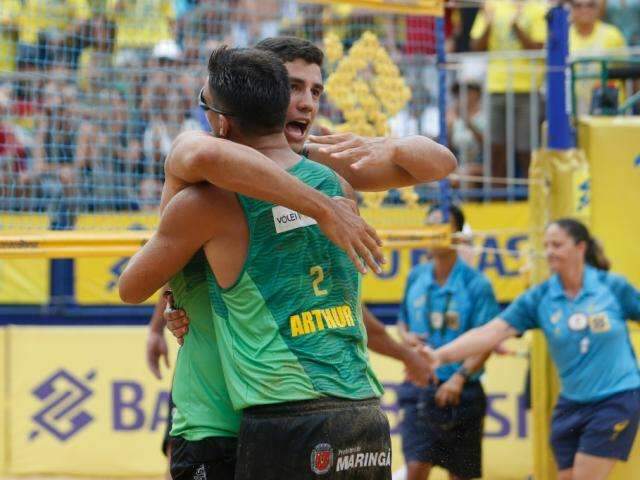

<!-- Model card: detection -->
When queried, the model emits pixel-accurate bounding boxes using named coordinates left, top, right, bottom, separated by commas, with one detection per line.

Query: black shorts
left=235, top=397, right=391, bottom=480
left=170, top=435, right=238, bottom=480
left=162, top=392, right=175, bottom=456
left=398, top=381, right=486, bottom=479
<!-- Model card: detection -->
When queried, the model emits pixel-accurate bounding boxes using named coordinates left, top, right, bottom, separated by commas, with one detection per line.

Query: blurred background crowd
left=0, top=0, right=638, bottom=222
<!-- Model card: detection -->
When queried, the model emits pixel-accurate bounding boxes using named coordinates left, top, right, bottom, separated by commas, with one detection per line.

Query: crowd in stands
left=0, top=0, right=637, bottom=219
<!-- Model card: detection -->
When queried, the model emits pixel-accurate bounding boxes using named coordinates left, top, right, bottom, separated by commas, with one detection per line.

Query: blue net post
left=435, top=15, right=451, bottom=220
left=547, top=4, right=574, bottom=149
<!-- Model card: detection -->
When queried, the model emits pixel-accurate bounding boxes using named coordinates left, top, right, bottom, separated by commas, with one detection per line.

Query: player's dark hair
left=207, top=46, right=290, bottom=134
left=255, top=36, right=324, bottom=68
left=428, top=204, right=465, bottom=233
left=551, top=218, right=611, bottom=271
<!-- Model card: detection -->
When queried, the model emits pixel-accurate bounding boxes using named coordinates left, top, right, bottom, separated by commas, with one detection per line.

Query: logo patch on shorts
left=193, top=464, right=207, bottom=480
left=272, top=206, right=317, bottom=233
left=311, top=443, right=333, bottom=475
left=611, top=420, right=629, bottom=441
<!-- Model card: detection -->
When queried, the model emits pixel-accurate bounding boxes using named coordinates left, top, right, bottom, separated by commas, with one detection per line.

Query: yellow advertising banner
left=0, top=214, right=49, bottom=304
left=74, top=214, right=159, bottom=305
left=362, top=202, right=530, bottom=304
left=73, top=202, right=529, bottom=306
left=7, top=326, right=177, bottom=476
left=580, top=117, right=640, bottom=289
left=5, top=326, right=534, bottom=478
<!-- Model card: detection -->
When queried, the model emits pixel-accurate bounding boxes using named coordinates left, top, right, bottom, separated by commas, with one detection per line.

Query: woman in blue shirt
left=426, top=218, right=640, bottom=480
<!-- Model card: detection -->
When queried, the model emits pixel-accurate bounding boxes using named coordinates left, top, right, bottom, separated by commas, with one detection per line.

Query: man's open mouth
left=285, top=119, right=309, bottom=138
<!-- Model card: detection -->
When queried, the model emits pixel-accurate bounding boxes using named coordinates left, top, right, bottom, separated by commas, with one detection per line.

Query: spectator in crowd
left=447, top=81, right=485, bottom=185
left=0, top=0, right=21, bottom=76
left=108, top=0, right=175, bottom=56
left=76, top=88, right=140, bottom=210
left=30, top=81, right=79, bottom=226
left=76, top=12, right=117, bottom=94
left=570, top=0, right=627, bottom=115
left=605, top=0, right=640, bottom=46
left=231, top=0, right=284, bottom=47
left=470, top=0, right=547, bottom=180
left=0, top=84, right=29, bottom=210
left=140, top=67, right=195, bottom=209
left=397, top=204, right=500, bottom=480
left=17, top=0, right=90, bottom=70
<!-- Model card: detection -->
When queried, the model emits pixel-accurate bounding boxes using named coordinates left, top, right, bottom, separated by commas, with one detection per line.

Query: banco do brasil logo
left=30, top=369, right=96, bottom=442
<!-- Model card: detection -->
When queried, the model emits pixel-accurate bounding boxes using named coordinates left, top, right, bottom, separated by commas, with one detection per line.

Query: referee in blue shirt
left=397, top=204, right=500, bottom=480
left=426, top=218, right=640, bottom=480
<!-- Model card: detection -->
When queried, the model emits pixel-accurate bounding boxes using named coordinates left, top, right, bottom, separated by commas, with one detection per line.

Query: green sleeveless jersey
left=170, top=250, right=240, bottom=439
left=206, top=158, right=383, bottom=410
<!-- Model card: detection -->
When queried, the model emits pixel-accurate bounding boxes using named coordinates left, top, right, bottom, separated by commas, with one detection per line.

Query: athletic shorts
left=162, top=392, right=175, bottom=456
left=398, top=381, right=486, bottom=479
left=550, top=388, right=640, bottom=470
left=235, top=397, right=391, bottom=480
left=170, top=435, right=237, bottom=480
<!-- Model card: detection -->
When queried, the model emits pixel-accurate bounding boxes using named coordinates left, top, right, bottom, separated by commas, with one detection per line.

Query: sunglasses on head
left=198, top=87, right=234, bottom=116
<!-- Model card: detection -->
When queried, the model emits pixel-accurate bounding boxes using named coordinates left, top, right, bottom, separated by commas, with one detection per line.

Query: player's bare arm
left=161, top=131, right=385, bottom=274
left=306, top=133, right=457, bottom=191
left=119, top=185, right=225, bottom=304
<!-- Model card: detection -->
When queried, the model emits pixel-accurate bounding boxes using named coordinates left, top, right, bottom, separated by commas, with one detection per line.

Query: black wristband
left=456, top=365, right=470, bottom=380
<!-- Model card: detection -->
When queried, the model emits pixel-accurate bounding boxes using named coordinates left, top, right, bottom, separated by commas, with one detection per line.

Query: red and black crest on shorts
left=310, top=443, right=333, bottom=475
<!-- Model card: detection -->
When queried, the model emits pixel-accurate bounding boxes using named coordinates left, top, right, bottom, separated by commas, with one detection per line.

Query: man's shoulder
left=171, top=183, right=235, bottom=214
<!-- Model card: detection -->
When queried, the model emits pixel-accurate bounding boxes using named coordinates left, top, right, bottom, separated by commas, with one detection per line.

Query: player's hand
left=164, top=293, right=190, bottom=346
left=308, top=133, right=391, bottom=171
left=146, top=329, right=170, bottom=380
left=399, top=329, right=426, bottom=348
left=317, top=196, right=385, bottom=274
left=403, top=346, right=437, bottom=387
left=419, top=345, right=442, bottom=377
left=435, top=374, right=464, bottom=407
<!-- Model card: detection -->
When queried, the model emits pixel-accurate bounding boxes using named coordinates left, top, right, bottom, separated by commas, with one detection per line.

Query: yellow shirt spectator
left=0, top=0, right=21, bottom=73
left=570, top=20, right=625, bottom=53
left=570, top=20, right=626, bottom=115
left=108, top=0, right=175, bottom=50
left=19, top=0, right=90, bottom=45
left=471, top=1, right=548, bottom=93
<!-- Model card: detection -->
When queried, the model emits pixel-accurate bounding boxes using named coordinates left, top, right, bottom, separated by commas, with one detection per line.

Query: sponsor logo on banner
left=29, top=369, right=171, bottom=441
left=272, top=206, right=317, bottom=233
left=30, top=369, right=95, bottom=441
left=311, top=443, right=333, bottom=475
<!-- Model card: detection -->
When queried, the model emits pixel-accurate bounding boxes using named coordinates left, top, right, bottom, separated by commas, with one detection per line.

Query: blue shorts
left=550, top=388, right=640, bottom=470
left=398, top=381, right=486, bottom=479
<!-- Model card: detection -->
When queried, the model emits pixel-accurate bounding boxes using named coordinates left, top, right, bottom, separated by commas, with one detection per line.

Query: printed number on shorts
left=310, top=266, right=328, bottom=296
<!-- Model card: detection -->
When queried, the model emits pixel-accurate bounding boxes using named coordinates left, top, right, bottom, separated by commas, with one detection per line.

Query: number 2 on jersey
left=310, top=265, right=328, bottom=296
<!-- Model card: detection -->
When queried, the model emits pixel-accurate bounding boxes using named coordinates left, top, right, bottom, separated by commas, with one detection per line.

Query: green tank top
left=170, top=250, right=241, bottom=439
left=206, top=157, right=383, bottom=410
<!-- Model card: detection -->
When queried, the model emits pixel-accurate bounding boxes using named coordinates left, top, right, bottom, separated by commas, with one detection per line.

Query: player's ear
left=218, top=115, right=230, bottom=138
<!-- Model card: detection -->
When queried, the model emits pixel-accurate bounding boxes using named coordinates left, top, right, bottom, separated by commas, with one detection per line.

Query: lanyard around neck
left=425, top=287, right=453, bottom=337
